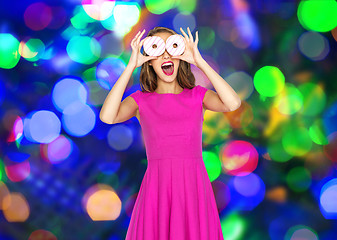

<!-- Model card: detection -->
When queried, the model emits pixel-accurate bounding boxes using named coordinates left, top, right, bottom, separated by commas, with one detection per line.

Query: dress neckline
left=153, top=88, right=185, bottom=95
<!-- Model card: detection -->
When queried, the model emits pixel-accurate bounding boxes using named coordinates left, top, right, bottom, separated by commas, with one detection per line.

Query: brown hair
left=138, top=26, right=196, bottom=93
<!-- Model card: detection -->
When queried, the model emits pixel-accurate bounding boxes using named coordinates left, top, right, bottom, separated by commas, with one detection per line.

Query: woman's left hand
left=172, top=27, right=204, bottom=68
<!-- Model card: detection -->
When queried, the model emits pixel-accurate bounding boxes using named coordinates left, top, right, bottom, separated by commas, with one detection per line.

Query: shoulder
left=129, top=90, right=142, bottom=105
left=193, top=85, right=209, bottom=101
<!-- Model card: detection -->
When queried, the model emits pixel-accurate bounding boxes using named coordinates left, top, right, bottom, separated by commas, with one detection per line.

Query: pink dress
left=126, top=85, right=224, bottom=240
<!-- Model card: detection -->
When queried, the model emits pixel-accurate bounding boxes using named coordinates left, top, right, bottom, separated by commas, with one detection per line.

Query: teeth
left=162, top=62, right=173, bottom=67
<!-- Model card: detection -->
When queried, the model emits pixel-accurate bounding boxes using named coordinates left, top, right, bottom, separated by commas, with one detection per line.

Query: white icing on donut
left=166, top=35, right=185, bottom=56
left=143, top=36, right=165, bottom=56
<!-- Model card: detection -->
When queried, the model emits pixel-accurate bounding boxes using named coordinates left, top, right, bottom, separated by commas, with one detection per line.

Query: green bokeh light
left=282, top=126, right=312, bottom=156
left=274, top=83, right=303, bottom=115
left=198, top=26, right=215, bottom=50
left=268, top=141, right=293, bottom=163
left=309, top=119, right=329, bottom=145
left=0, top=33, right=20, bottom=69
left=71, top=5, right=96, bottom=30
left=23, top=38, right=45, bottom=62
left=177, top=0, right=196, bottom=13
left=297, top=0, right=337, bottom=32
left=286, top=166, right=312, bottom=192
left=220, top=212, right=245, bottom=240
left=298, top=82, right=326, bottom=116
left=254, top=66, right=285, bottom=97
left=66, top=36, right=101, bottom=64
left=144, top=0, right=176, bottom=15
left=202, top=151, right=222, bottom=182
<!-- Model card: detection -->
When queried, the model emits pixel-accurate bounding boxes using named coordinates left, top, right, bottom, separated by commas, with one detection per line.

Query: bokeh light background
left=1, top=0, right=337, bottom=239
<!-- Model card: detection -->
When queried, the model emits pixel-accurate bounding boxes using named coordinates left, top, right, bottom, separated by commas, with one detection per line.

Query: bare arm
left=99, top=29, right=158, bottom=124
left=198, top=58, right=241, bottom=112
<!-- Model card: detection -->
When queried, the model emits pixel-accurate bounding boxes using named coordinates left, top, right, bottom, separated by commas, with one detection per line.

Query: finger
left=180, top=27, right=190, bottom=42
left=187, top=27, right=193, bottom=42
left=195, top=31, right=198, bottom=44
left=137, top=29, right=145, bottom=43
left=133, top=30, right=141, bottom=40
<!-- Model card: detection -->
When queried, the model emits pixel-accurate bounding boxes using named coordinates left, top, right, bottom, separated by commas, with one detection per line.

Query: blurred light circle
left=82, top=184, right=121, bottom=221
left=66, top=36, right=101, bottom=64
left=298, top=31, right=330, bottom=61
left=2, top=192, right=30, bottom=222
left=225, top=71, right=253, bottom=100
left=47, top=135, right=73, bottom=164
left=107, top=125, right=133, bottom=151
left=267, top=141, right=292, bottom=163
left=0, top=34, right=20, bottom=69
left=52, top=77, right=88, bottom=112
left=82, top=0, right=116, bottom=21
left=231, top=173, right=265, bottom=211
left=96, top=57, right=126, bottom=90
left=173, top=13, right=196, bottom=34
left=254, top=66, right=285, bottom=97
left=112, top=3, right=140, bottom=29
left=274, top=83, right=303, bottom=115
left=5, top=160, right=30, bottom=182
left=19, top=38, right=45, bottom=62
left=285, top=225, right=318, bottom=240
left=24, top=2, right=52, bottom=31
left=29, top=110, right=61, bottom=143
left=13, top=116, right=24, bottom=142
left=28, top=230, right=57, bottom=240
left=320, top=178, right=337, bottom=219
left=286, top=166, right=312, bottom=192
left=144, top=0, right=176, bottom=15
left=62, top=102, right=96, bottom=137
left=202, top=151, right=222, bottom=182
left=309, top=119, right=329, bottom=145
left=220, top=140, right=259, bottom=176
left=298, top=82, right=326, bottom=116
left=282, top=126, right=312, bottom=156
left=297, top=0, right=337, bottom=32
left=233, top=173, right=261, bottom=197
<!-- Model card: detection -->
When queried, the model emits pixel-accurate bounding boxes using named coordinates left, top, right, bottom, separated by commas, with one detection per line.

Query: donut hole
left=152, top=44, right=157, bottom=49
left=173, top=43, right=178, bottom=48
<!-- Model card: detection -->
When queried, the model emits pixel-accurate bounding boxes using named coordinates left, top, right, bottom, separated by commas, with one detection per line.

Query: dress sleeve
left=129, top=90, right=141, bottom=106
left=195, top=85, right=209, bottom=102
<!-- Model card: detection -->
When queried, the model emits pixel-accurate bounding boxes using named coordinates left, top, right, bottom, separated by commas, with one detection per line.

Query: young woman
left=100, top=26, right=241, bottom=240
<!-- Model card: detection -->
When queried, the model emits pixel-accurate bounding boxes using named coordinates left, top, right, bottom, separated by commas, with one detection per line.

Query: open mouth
left=161, top=61, right=174, bottom=76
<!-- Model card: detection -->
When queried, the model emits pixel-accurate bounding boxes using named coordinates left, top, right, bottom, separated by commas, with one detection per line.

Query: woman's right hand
left=128, top=29, right=158, bottom=69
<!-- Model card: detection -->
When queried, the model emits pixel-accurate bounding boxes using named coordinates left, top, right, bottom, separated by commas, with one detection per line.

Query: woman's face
left=148, top=32, right=181, bottom=83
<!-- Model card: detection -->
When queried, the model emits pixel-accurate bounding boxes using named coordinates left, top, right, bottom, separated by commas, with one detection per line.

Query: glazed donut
left=165, top=34, right=185, bottom=56
left=143, top=36, right=165, bottom=56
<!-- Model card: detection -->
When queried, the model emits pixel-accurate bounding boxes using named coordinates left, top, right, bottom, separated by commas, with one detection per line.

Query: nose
left=162, top=49, right=171, bottom=58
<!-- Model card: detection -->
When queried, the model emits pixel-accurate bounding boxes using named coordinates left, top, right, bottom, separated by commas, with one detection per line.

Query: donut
left=165, top=34, right=185, bottom=56
left=143, top=36, right=165, bottom=56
